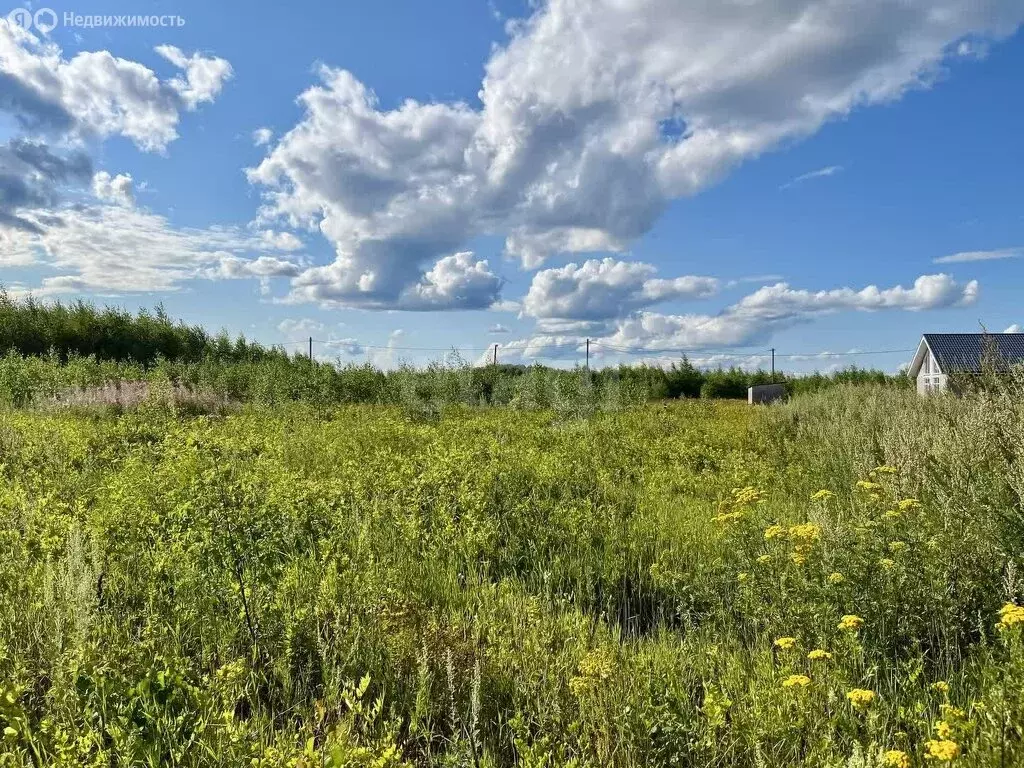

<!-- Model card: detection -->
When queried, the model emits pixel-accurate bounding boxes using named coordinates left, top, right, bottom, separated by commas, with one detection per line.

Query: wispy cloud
left=780, top=165, right=844, bottom=191
left=933, top=247, right=1021, bottom=264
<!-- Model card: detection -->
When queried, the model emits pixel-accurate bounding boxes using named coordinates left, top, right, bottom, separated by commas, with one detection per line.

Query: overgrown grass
left=1, top=374, right=1023, bottom=766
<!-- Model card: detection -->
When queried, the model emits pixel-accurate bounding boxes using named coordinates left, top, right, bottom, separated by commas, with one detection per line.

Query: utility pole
left=493, top=344, right=498, bottom=366
left=585, top=338, right=590, bottom=370
left=771, top=348, right=775, bottom=383
left=309, top=337, right=313, bottom=362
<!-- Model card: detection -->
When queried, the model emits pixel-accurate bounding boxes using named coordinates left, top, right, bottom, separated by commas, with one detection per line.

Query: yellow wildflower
left=791, top=552, right=807, bottom=565
left=997, top=603, right=1024, bottom=631
left=732, top=486, right=763, bottom=505
left=774, top=637, right=797, bottom=650
left=879, top=558, right=897, bottom=571
left=883, top=751, right=911, bottom=768
left=934, top=721, right=954, bottom=740
left=883, top=510, right=902, bottom=520
left=713, top=510, right=745, bottom=525
left=940, top=704, right=966, bottom=721
left=872, top=465, right=898, bottom=476
left=931, top=681, right=950, bottom=695
left=737, top=572, right=749, bottom=583
left=811, top=489, right=835, bottom=502
left=808, top=649, right=832, bottom=661
left=898, top=498, right=922, bottom=512
left=764, top=524, right=786, bottom=541
left=756, top=554, right=772, bottom=565
left=789, top=523, right=821, bottom=543
left=924, top=740, right=960, bottom=762
left=856, top=480, right=882, bottom=492
left=888, top=541, right=908, bottom=554
left=827, top=572, right=846, bottom=585
left=838, top=614, right=864, bottom=632
left=782, top=674, right=811, bottom=689
left=847, top=688, right=876, bottom=711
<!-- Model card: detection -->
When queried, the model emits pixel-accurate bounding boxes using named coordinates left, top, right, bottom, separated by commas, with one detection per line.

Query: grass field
left=2, top=380, right=1024, bottom=766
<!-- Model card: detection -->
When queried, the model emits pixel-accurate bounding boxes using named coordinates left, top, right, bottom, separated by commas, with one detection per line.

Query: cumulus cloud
left=252, top=127, right=274, bottom=146
left=0, top=138, right=91, bottom=231
left=3, top=203, right=303, bottom=296
left=934, top=247, right=1021, bottom=263
left=258, top=229, right=303, bottom=251
left=523, top=258, right=718, bottom=321
left=1006, top=324, right=1022, bottom=334
left=488, top=323, right=511, bottom=334
left=499, top=273, right=979, bottom=362
left=92, top=171, right=134, bottom=206
left=278, top=318, right=325, bottom=337
left=0, top=22, right=232, bottom=151
left=247, top=0, right=1021, bottom=310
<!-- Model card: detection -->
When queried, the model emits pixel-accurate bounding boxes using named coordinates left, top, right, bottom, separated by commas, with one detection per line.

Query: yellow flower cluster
left=827, top=572, right=846, bottom=585
left=791, top=552, right=807, bottom=565
left=888, top=541, right=908, bottom=554
left=871, top=465, right=899, bottom=476
left=764, top=524, right=786, bottom=540
left=924, top=739, right=960, bottom=761
left=856, top=480, right=882, bottom=492
left=883, top=750, right=911, bottom=768
left=757, top=554, right=772, bottom=565
left=713, top=510, right=745, bottom=525
left=838, top=614, right=864, bottom=632
left=789, top=524, right=821, bottom=543
left=811, top=489, right=835, bottom=502
left=997, top=603, right=1024, bottom=631
left=807, top=649, right=832, bottom=661
left=847, top=688, right=876, bottom=710
left=879, top=558, right=897, bottom=572
left=774, top=637, right=797, bottom=650
left=898, top=498, right=922, bottom=512
left=931, top=680, right=950, bottom=695
left=732, top=486, right=763, bottom=505
left=782, top=674, right=811, bottom=689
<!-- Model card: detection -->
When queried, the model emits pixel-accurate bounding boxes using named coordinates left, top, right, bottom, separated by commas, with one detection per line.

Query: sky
left=0, top=0, right=1022, bottom=372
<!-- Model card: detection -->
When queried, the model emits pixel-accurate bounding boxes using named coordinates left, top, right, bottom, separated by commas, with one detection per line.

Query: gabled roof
left=912, top=333, right=1024, bottom=376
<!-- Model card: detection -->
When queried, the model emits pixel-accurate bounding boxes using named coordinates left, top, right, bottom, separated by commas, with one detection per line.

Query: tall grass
left=1, top=369, right=1023, bottom=765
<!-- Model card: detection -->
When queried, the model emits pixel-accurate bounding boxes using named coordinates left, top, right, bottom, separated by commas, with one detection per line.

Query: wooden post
left=309, top=337, right=313, bottom=361
left=493, top=344, right=498, bottom=366
left=586, top=338, right=590, bottom=369
left=771, top=348, right=775, bottom=383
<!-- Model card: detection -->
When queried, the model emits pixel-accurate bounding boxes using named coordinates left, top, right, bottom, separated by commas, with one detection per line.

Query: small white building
left=908, top=333, right=1024, bottom=394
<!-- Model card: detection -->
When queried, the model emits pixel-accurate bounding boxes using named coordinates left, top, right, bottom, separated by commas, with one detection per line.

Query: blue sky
left=1, top=0, right=1022, bottom=371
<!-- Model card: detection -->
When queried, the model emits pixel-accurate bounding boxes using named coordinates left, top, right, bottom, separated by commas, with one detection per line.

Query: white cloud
left=252, top=127, right=274, bottom=146
left=247, top=0, right=1021, bottom=310
left=154, top=45, right=233, bottom=110
left=488, top=323, right=511, bottom=334
left=500, top=273, right=979, bottom=362
left=278, top=318, right=325, bottom=337
left=934, top=247, right=1021, bottom=263
left=1005, top=324, right=1022, bottom=334
left=4, top=203, right=303, bottom=296
left=523, top=258, right=718, bottom=321
left=0, top=23, right=231, bottom=151
left=258, top=229, right=303, bottom=251
left=91, top=171, right=134, bottom=206
left=780, top=165, right=844, bottom=191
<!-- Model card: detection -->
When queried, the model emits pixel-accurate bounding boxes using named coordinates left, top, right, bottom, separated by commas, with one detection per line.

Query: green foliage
left=1, top=375, right=1024, bottom=765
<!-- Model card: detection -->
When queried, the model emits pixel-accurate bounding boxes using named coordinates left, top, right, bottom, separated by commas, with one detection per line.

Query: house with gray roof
left=908, top=333, right=1024, bottom=394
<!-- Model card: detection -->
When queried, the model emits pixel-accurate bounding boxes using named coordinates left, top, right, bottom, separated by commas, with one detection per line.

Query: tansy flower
left=737, top=572, right=749, bottom=583
left=764, top=524, right=786, bottom=540
left=713, top=510, right=745, bottom=524
left=808, top=649, right=832, bottom=661
left=789, top=524, right=821, bottom=543
left=883, top=751, right=911, bottom=768
left=791, top=552, right=807, bottom=565
left=940, top=705, right=966, bottom=721
left=931, top=681, right=950, bottom=695
left=757, top=554, right=772, bottom=565
left=872, top=465, right=898, bottom=476
left=847, top=688, right=876, bottom=710
left=774, top=637, right=797, bottom=650
left=898, top=498, right=922, bottom=512
left=879, top=558, right=897, bottom=571
left=827, top=572, right=846, bottom=585
left=883, top=510, right=902, bottom=520
left=934, top=721, right=954, bottom=739
left=838, top=614, right=864, bottom=632
left=856, top=480, right=882, bottom=492
left=888, top=541, right=908, bottom=554
left=732, top=486, right=763, bottom=505
left=997, top=603, right=1024, bottom=631
left=924, top=740, right=960, bottom=761
left=811, top=489, right=835, bottom=502
left=782, top=674, right=811, bottom=689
